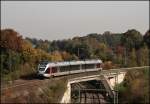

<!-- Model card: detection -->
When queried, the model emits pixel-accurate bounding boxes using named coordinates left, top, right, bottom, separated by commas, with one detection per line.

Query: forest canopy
left=0, top=28, right=149, bottom=81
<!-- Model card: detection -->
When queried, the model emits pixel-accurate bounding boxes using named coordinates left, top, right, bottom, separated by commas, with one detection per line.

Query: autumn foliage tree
left=1, top=29, right=24, bottom=75
left=0, top=29, right=23, bottom=52
left=0, top=29, right=52, bottom=80
left=121, top=29, right=143, bottom=50
left=21, top=40, right=37, bottom=63
left=143, top=30, right=150, bottom=49
left=143, top=29, right=150, bottom=66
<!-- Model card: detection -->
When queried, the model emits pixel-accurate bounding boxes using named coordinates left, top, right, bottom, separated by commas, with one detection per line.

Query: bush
left=42, top=78, right=67, bottom=103
left=117, top=68, right=149, bottom=103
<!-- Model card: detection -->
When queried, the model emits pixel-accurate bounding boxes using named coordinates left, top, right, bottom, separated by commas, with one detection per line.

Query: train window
left=85, top=64, right=95, bottom=69
left=39, top=68, right=45, bottom=71
left=82, top=64, right=87, bottom=70
left=59, top=66, right=70, bottom=72
left=39, top=61, right=48, bottom=67
left=70, top=65, right=80, bottom=71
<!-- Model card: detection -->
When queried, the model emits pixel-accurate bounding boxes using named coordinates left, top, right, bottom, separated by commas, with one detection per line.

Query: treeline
left=0, top=28, right=149, bottom=81
left=26, top=29, right=149, bottom=67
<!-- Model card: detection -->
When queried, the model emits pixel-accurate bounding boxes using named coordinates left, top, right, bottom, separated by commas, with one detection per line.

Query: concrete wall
left=107, top=72, right=126, bottom=87
left=60, top=82, right=71, bottom=103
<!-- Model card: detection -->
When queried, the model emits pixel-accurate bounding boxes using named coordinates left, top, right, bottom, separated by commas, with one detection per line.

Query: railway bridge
left=61, top=66, right=149, bottom=103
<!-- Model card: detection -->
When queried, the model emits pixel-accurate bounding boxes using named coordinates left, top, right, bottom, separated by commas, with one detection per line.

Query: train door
left=45, top=67, right=51, bottom=74
left=96, top=63, right=101, bottom=68
left=51, top=67, right=57, bottom=73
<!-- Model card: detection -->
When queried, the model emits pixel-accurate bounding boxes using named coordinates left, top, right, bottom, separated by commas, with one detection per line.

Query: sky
left=1, top=1, right=149, bottom=41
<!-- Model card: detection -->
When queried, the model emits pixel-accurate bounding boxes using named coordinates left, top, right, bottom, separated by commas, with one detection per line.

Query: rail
left=1, top=66, right=149, bottom=91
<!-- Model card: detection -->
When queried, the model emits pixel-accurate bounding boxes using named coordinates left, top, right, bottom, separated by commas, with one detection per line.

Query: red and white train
left=37, top=59, right=103, bottom=78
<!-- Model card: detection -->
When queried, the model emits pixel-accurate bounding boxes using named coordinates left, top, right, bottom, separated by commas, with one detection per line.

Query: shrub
left=42, top=78, right=67, bottom=103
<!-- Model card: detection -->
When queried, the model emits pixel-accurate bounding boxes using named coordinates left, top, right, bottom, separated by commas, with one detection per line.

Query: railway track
left=0, top=70, right=100, bottom=91
left=1, top=80, right=41, bottom=91
left=80, top=92, right=107, bottom=103
left=79, top=89, right=111, bottom=103
left=1, top=66, right=149, bottom=91
left=71, top=80, right=111, bottom=103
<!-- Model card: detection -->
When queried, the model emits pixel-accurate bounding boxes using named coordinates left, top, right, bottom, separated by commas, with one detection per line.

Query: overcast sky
left=1, top=1, right=149, bottom=40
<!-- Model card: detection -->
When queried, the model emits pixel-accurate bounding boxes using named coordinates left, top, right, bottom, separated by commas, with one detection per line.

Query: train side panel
left=38, top=59, right=103, bottom=78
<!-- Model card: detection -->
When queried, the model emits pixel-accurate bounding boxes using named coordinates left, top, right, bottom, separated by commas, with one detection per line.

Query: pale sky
left=1, top=1, right=149, bottom=40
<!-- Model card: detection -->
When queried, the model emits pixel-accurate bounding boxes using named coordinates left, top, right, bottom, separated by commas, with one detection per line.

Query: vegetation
left=0, top=29, right=51, bottom=82
left=41, top=78, right=67, bottom=103
left=1, top=28, right=149, bottom=82
left=115, top=67, right=149, bottom=103
left=1, top=77, right=67, bottom=103
left=0, top=28, right=149, bottom=103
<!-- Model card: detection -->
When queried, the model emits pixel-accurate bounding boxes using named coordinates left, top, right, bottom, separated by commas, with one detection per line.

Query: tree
left=121, top=29, right=143, bottom=50
left=73, top=44, right=92, bottom=59
left=143, top=30, right=150, bottom=49
left=95, top=46, right=114, bottom=62
left=61, top=51, right=73, bottom=61
left=50, top=51, right=63, bottom=61
left=128, top=48, right=137, bottom=67
left=138, top=44, right=149, bottom=66
left=21, top=40, right=37, bottom=63
left=0, top=29, right=23, bottom=52
left=35, top=40, right=50, bottom=52
left=121, top=29, right=143, bottom=66
left=143, top=30, right=150, bottom=63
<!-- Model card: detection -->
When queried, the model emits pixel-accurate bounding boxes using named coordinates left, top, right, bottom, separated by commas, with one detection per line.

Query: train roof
left=46, top=59, right=102, bottom=67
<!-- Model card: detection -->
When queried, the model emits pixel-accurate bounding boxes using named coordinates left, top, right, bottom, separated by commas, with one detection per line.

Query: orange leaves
left=22, top=40, right=37, bottom=54
left=1, top=29, right=23, bottom=52
left=50, top=51, right=76, bottom=61
left=61, top=51, right=72, bottom=61
left=21, top=40, right=37, bottom=62
left=36, top=49, right=51, bottom=61
left=50, top=51, right=63, bottom=61
left=103, top=61, right=113, bottom=70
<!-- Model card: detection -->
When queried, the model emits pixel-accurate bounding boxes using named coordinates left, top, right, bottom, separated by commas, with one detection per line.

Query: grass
left=41, top=78, right=67, bottom=103
left=1, top=63, right=36, bottom=85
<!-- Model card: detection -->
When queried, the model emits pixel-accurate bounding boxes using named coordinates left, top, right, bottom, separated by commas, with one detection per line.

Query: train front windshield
left=39, top=61, right=48, bottom=65
left=38, top=61, right=49, bottom=71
